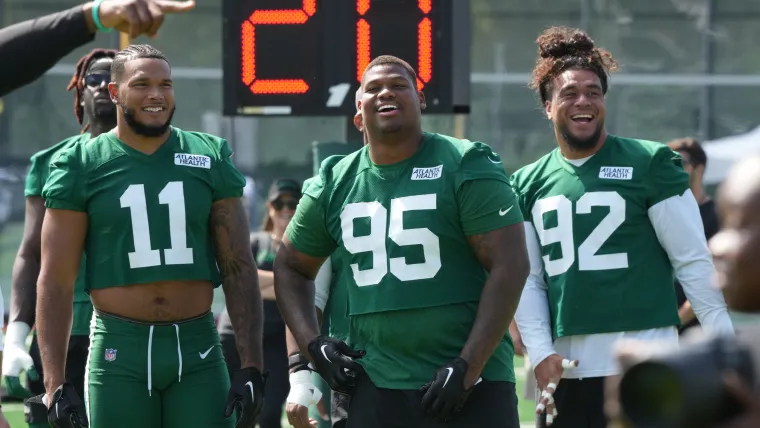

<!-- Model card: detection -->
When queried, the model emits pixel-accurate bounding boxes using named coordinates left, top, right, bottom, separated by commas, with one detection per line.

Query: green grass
left=4, top=402, right=26, bottom=427
left=2, top=357, right=537, bottom=427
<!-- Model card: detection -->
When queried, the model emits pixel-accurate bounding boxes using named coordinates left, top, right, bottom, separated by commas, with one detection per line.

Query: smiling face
left=108, top=57, right=175, bottom=138
left=545, top=68, right=606, bottom=151
left=360, top=64, right=426, bottom=137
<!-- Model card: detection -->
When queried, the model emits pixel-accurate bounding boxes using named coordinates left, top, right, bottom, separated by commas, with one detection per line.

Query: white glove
left=2, top=322, right=37, bottom=398
left=286, top=370, right=323, bottom=407
left=2, top=321, right=33, bottom=377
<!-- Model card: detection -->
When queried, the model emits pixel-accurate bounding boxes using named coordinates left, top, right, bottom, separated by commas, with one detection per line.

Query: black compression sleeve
left=0, top=5, right=95, bottom=97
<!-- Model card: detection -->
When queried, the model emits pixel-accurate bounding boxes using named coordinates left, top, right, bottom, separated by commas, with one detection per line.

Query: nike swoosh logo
left=499, top=206, right=513, bottom=216
left=199, top=346, right=214, bottom=359
left=442, top=367, right=454, bottom=388
left=488, top=154, right=502, bottom=164
left=320, top=345, right=332, bottom=363
left=245, top=381, right=255, bottom=403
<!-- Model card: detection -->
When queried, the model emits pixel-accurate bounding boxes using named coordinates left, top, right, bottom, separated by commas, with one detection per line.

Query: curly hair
left=67, top=48, right=118, bottom=131
left=529, top=26, right=619, bottom=104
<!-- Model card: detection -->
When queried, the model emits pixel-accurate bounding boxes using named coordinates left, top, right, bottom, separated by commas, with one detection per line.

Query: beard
left=557, top=119, right=604, bottom=151
left=85, top=102, right=116, bottom=125
left=121, top=103, right=175, bottom=137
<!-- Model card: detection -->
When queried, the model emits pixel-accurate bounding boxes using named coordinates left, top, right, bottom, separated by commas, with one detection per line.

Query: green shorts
left=85, top=310, right=233, bottom=428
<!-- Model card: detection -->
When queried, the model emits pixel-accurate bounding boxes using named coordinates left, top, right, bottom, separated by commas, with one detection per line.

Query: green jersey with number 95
left=510, top=135, right=688, bottom=339
left=41, top=128, right=246, bottom=291
left=286, top=132, right=524, bottom=389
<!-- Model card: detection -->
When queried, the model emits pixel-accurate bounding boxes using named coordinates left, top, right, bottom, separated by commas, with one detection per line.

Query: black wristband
left=288, top=354, right=311, bottom=373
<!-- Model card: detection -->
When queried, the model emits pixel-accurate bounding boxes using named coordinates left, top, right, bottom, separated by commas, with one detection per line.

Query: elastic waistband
left=94, top=309, right=212, bottom=326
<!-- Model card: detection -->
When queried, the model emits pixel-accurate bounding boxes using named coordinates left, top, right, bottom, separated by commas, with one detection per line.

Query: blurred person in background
left=510, top=26, right=734, bottom=428
left=3, top=48, right=116, bottom=428
left=0, top=0, right=195, bottom=97
left=667, top=138, right=720, bottom=334
left=708, top=155, right=760, bottom=427
left=219, top=178, right=303, bottom=428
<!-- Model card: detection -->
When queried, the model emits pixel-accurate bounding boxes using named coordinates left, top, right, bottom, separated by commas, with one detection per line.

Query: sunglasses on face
left=84, top=74, right=110, bottom=88
left=272, top=199, right=298, bottom=211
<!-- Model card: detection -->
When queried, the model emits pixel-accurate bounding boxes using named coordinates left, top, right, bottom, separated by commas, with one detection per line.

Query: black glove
left=224, top=367, right=266, bottom=428
left=25, top=383, right=88, bottom=427
left=307, top=335, right=365, bottom=395
left=419, top=358, right=481, bottom=422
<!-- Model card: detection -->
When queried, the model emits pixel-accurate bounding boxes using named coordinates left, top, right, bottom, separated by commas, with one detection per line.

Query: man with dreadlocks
left=36, top=44, right=265, bottom=428
left=509, top=26, right=734, bottom=428
left=2, top=48, right=116, bottom=428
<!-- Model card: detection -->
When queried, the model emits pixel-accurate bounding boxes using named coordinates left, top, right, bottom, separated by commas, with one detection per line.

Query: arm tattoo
left=211, top=198, right=263, bottom=370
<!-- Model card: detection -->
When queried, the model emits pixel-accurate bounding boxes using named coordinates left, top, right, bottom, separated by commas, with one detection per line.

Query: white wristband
left=287, top=370, right=323, bottom=407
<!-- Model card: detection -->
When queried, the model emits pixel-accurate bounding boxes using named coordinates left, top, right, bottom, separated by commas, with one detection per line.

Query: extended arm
left=274, top=238, right=326, bottom=354
left=37, top=209, right=86, bottom=396
left=0, top=5, right=94, bottom=97
left=9, top=197, right=45, bottom=327
left=461, top=223, right=529, bottom=384
left=211, top=198, right=263, bottom=370
left=514, top=222, right=557, bottom=368
left=648, top=190, right=734, bottom=335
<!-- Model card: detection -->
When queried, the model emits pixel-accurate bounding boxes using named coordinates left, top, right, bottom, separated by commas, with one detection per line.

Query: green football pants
left=85, top=310, right=233, bottom=428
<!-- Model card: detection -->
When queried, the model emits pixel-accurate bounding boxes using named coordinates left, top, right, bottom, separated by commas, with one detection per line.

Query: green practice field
left=1, top=357, right=537, bottom=427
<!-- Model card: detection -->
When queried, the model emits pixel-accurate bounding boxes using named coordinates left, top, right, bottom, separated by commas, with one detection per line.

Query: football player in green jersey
left=274, top=55, right=530, bottom=428
left=3, top=48, right=116, bottom=428
left=35, top=45, right=265, bottom=428
left=510, top=26, right=734, bottom=428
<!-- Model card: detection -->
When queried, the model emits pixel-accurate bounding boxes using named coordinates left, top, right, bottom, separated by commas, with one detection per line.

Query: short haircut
left=667, top=137, right=708, bottom=166
left=361, top=55, right=417, bottom=89
left=111, top=44, right=170, bottom=83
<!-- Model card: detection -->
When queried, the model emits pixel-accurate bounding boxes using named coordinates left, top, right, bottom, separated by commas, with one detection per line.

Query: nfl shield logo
left=104, top=349, right=117, bottom=362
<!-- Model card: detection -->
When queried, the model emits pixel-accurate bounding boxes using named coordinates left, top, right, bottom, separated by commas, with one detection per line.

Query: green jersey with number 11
left=286, top=132, right=524, bottom=389
left=510, top=135, right=688, bottom=339
left=42, top=128, right=246, bottom=291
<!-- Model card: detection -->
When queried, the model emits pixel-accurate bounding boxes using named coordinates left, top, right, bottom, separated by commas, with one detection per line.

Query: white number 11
left=120, top=181, right=194, bottom=269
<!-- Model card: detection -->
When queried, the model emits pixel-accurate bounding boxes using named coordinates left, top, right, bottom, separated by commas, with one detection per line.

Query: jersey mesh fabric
left=287, top=132, right=523, bottom=388
left=42, top=128, right=246, bottom=291
left=510, top=135, right=688, bottom=339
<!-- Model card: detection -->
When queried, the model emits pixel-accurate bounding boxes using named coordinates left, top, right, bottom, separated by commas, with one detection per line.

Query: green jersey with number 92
left=510, top=135, right=688, bottom=339
left=286, top=132, right=524, bottom=389
left=41, top=128, right=246, bottom=291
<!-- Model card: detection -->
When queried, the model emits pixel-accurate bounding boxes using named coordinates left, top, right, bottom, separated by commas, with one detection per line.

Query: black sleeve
left=0, top=5, right=95, bottom=97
